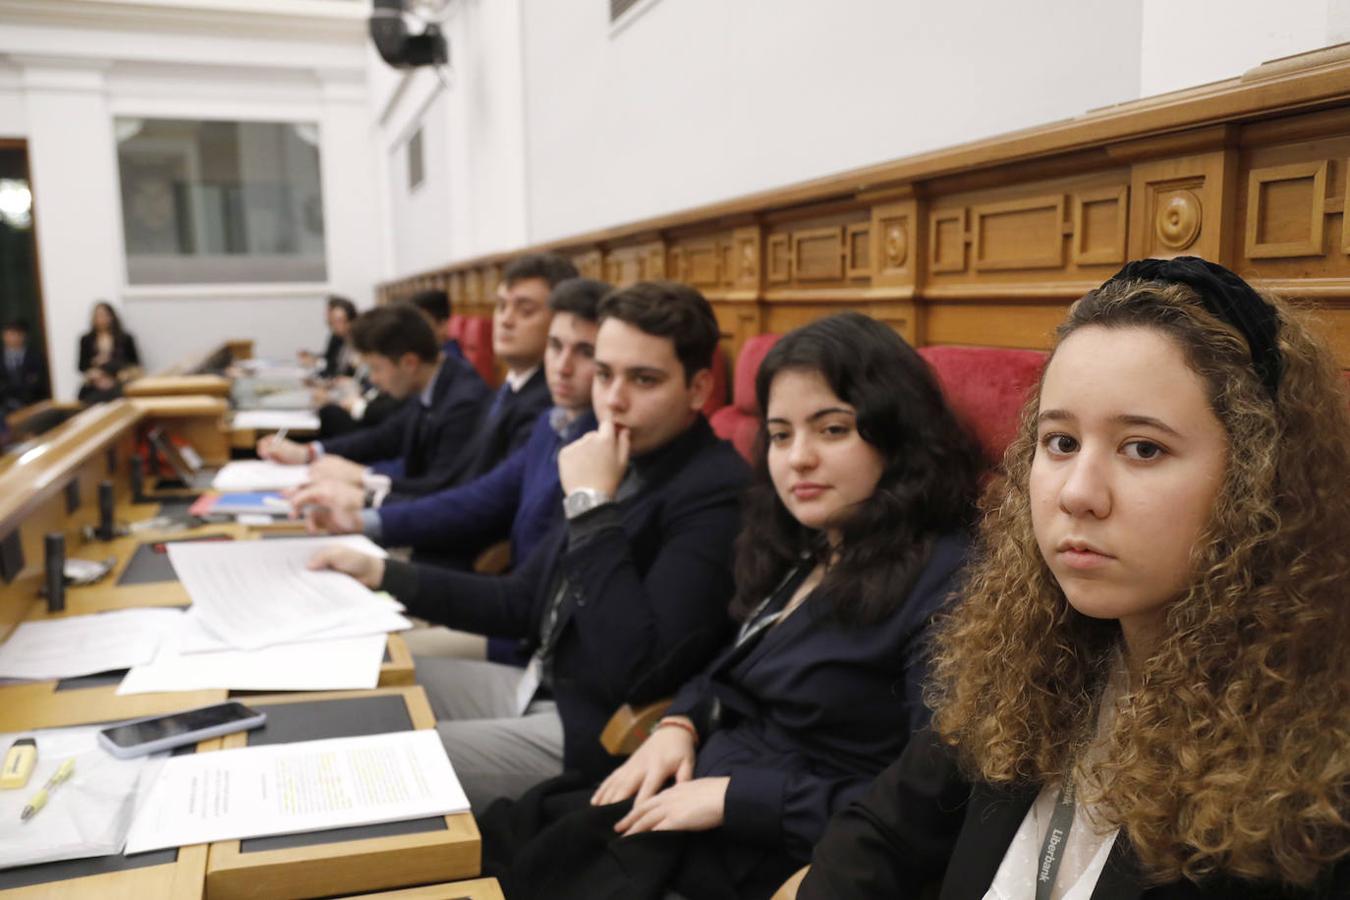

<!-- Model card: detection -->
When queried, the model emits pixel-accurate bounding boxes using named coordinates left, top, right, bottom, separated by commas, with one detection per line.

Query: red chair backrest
left=446, top=314, right=467, bottom=342
left=917, top=345, right=1047, bottom=466
left=460, top=316, right=497, bottom=386
left=710, top=333, right=781, bottom=462
left=701, top=346, right=729, bottom=417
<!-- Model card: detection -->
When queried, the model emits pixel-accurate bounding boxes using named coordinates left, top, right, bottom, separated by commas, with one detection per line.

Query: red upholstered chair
left=460, top=316, right=497, bottom=386
left=710, top=334, right=781, bottom=463
left=446, top=313, right=467, bottom=343
left=917, top=345, right=1047, bottom=466
left=701, top=346, right=729, bottom=417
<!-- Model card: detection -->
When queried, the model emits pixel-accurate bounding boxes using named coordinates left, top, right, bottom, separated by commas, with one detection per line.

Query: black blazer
left=77, top=331, right=139, bottom=376
left=319, top=333, right=355, bottom=379
left=662, top=532, right=969, bottom=862
left=801, top=729, right=1349, bottom=900
left=319, top=355, right=490, bottom=501
left=461, top=368, right=552, bottom=483
left=381, top=416, right=749, bottom=779
left=0, top=345, right=50, bottom=409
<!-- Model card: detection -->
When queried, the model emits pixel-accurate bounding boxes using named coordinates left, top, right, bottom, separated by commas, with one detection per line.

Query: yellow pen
left=20, top=757, right=75, bottom=823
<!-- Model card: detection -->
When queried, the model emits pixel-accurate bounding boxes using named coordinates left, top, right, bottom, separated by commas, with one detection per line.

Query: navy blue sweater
left=377, top=408, right=597, bottom=565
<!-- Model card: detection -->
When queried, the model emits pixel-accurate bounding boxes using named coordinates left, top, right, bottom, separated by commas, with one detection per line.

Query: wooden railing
left=379, top=44, right=1350, bottom=369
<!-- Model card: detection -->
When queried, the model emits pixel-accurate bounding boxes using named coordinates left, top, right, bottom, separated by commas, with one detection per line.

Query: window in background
left=116, top=118, right=327, bottom=284
left=408, top=126, right=425, bottom=192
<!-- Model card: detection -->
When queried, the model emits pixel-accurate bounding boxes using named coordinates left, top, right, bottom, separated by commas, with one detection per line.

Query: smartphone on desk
left=97, top=702, right=267, bottom=758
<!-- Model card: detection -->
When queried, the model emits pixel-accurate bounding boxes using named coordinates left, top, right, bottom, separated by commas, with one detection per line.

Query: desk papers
left=0, top=608, right=183, bottom=680
left=117, top=634, right=387, bottom=695
left=167, top=536, right=397, bottom=651
left=124, top=730, right=469, bottom=854
left=232, top=410, right=321, bottom=432
left=212, top=460, right=310, bottom=492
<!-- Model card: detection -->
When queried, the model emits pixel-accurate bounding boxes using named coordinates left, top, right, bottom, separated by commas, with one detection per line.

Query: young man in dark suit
left=300, top=295, right=358, bottom=379
left=309, top=281, right=749, bottom=812
left=292, top=278, right=609, bottom=574
left=0, top=319, right=49, bottom=412
left=259, top=304, right=490, bottom=505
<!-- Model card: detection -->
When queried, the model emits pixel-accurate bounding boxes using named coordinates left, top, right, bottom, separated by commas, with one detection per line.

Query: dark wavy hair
left=89, top=300, right=125, bottom=339
left=730, top=312, right=985, bottom=624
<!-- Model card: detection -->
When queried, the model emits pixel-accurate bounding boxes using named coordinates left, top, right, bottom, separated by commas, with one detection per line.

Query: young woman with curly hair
left=479, top=312, right=985, bottom=899
left=801, top=258, right=1349, bottom=899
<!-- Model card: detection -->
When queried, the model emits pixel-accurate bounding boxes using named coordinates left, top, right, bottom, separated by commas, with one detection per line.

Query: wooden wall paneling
left=730, top=227, right=762, bottom=293
left=845, top=223, right=871, bottom=279
left=1243, top=160, right=1329, bottom=258
left=710, top=300, right=764, bottom=362
left=970, top=194, right=1067, bottom=271
left=605, top=247, right=642, bottom=287
left=929, top=207, right=969, bottom=273
left=573, top=250, right=603, bottom=279
left=682, top=239, right=722, bottom=287
left=1071, top=185, right=1130, bottom=266
left=867, top=300, right=920, bottom=346
left=792, top=226, right=845, bottom=282
left=764, top=303, right=843, bottom=336
left=465, top=268, right=484, bottom=306
left=925, top=301, right=1069, bottom=349
left=870, top=199, right=919, bottom=289
left=766, top=233, right=791, bottom=283
left=1128, top=149, right=1237, bottom=263
left=642, top=240, right=667, bottom=280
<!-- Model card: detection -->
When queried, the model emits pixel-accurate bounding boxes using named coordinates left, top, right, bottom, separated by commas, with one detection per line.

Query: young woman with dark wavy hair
left=802, top=258, right=1350, bottom=899
left=482, top=311, right=985, bottom=899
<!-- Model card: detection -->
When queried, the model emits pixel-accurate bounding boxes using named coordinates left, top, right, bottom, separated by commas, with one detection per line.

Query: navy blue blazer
left=0, top=346, right=49, bottom=409
left=663, top=532, right=968, bottom=862
left=319, top=354, right=490, bottom=501
left=460, top=368, right=552, bottom=484
left=803, top=728, right=1349, bottom=899
left=380, top=416, right=749, bottom=779
left=378, top=408, right=597, bottom=564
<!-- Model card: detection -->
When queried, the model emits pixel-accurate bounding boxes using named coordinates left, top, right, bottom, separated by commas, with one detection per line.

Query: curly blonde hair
left=927, top=280, right=1350, bottom=887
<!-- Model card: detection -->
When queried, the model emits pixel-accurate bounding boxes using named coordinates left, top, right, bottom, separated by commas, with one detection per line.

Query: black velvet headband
left=1104, top=256, right=1282, bottom=399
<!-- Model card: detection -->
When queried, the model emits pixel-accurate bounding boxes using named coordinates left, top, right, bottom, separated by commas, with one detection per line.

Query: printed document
left=232, top=410, right=321, bottom=432
left=124, top=730, right=468, bottom=853
left=0, top=608, right=183, bottom=680
left=167, top=536, right=394, bottom=651
left=117, top=633, right=388, bottom=695
left=212, top=460, right=310, bottom=492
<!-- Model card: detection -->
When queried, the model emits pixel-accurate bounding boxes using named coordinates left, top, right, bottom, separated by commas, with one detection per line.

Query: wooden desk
left=206, top=687, right=480, bottom=900
left=125, top=375, right=232, bottom=399
left=129, top=396, right=230, bottom=467
left=341, top=879, right=505, bottom=900
left=0, top=739, right=223, bottom=900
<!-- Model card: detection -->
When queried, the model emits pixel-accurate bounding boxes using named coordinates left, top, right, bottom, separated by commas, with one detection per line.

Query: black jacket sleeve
left=799, top=729, right=971, bottom=899
left=321, top=402, right=413, bottom=466
left=385, top=388, right=490, bottom=500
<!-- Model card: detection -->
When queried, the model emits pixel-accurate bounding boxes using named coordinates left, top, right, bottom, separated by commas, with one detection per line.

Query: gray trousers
left=414, top=655, right=565, bottom=814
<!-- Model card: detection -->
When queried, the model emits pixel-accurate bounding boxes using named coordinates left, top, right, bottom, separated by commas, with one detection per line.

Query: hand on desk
left=309, top=455, right=368, bottom=487
left=592, top=717, right=696, bottom=807
left=559, top=419, right=630, bottom=497
left=287, top=480, right=365, bottom=534
left=307, top=546, right=385, bottom=589
left=257, top=435, right=309, bottom=465
left=613, top=776, right=729, bottom=836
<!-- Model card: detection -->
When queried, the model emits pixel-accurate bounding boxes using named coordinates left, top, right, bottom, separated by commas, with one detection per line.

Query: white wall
left=0, top=1, right=381, bottom=399
left=1139, top=0, right=1342, bottom=96
left=371, top=0, right=530, bottom=277
left=518, top=0, right=1146, bottom=243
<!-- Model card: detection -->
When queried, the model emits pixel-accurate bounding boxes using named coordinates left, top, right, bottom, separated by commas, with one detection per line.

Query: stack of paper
left=124, top=730, right=469, bottom=853
left=232, top=410, right=321, bottom=431
left=212, top=460, right=310, bottom=492
left=115, top=536, right=409, bottom=694
left=0, top=609, right=184, bottom=681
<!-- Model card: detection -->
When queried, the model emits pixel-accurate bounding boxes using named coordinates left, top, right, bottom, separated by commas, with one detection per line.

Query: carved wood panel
left=1128, top=150, right=1234, bottom=262
left=871, top=199, right=917, bottom=288
left=793, top=227, right=844, bottom=281
left=971, top=194, right=1066, bottom=271
left=1245, top=161, right=1328, bottom=258
left=1072, top=186, right=1129, bottom=266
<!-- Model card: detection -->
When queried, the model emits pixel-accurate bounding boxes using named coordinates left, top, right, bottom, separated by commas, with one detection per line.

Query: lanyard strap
left=1034, top=781, right=1077, bottom=900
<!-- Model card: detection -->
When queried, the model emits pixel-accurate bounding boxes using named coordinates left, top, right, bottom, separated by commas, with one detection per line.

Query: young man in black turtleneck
left=310, top=282, right=749, bottom=812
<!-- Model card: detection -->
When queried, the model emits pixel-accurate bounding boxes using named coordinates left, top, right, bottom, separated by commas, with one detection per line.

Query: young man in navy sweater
left=309, top=282, right=748, bottom=812
left=292, top=277, right=610, bottom=572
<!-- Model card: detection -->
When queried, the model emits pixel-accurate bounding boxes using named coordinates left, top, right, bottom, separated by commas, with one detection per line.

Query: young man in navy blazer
left=0, top=319, right=49, bottom=412
left=292, top=277, right=610, bottom=574
left=310, top=282, right=749, bottom=812
left=259, top=304, right=489, bottom=504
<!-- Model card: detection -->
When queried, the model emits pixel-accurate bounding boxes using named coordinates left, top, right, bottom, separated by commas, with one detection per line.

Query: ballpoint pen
left=19, top=757, right=75, bottom=823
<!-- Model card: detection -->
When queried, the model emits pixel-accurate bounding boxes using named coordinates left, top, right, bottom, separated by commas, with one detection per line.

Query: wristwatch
left=563, top=488, right=612, bottom=520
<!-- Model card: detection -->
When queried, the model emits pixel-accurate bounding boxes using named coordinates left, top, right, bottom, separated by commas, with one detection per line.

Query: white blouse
left=983, top=656, right=1127, bottom=900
